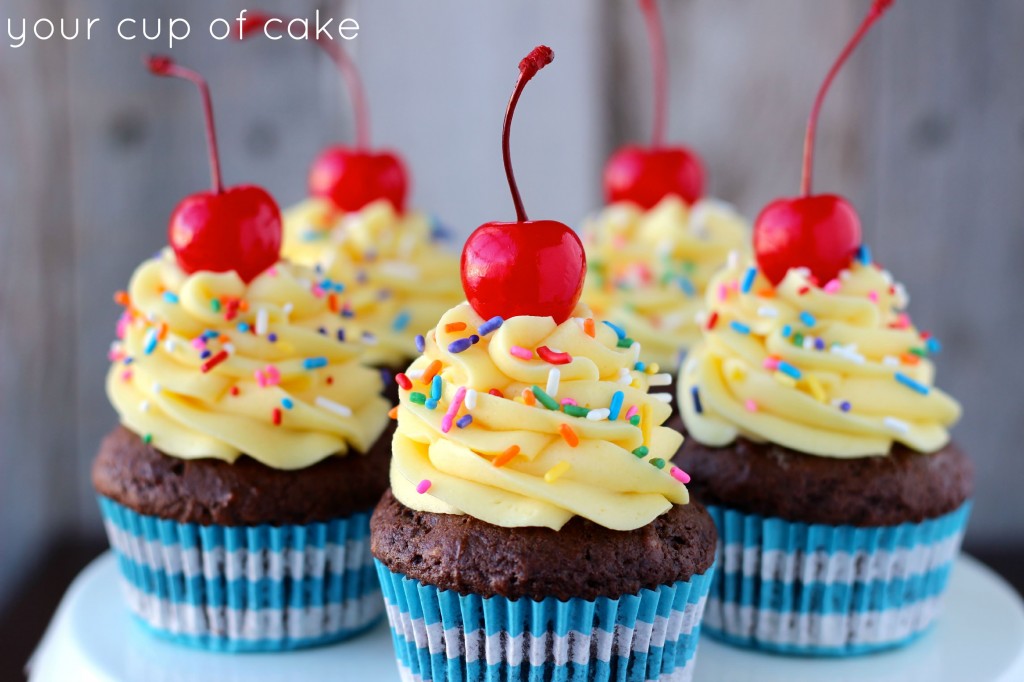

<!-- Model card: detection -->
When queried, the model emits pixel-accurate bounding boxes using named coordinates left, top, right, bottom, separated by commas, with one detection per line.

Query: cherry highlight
left=502, top=45, right=554, bottom=223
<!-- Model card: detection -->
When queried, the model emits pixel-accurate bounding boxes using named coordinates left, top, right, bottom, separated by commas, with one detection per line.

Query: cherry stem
left=147, top=55, right=223, bottom=194
left=800, top=0, right=893, bottom=196
left=639, top=0, right=667, bottom=148
left=239, top=13, right=370, bottom=149
left=503, top=46, right=554, bottom=223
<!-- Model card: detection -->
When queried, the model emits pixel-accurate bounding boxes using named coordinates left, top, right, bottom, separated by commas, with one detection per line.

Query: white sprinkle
left=884, top=416, right=909, bottom=434
left=256, top=308, right=269, bottom=336
left=757, top=306, right=778, bottom=318
left=109, top=341, right=120, bottom=354
left=152, top=382, right=162, bottom=394
left=839, top=269, right=852, bottom=281
left=146, top=312, right=158, bottom=323
left=693, top=311, right=708, bottom=327
left=881, top=270, right=895, bottom=285
left=618, top=368, right=633, bottom=385
left=726, top=250, right=740, bottom=270
left=802, top=337, right=815, bottom=350
left=652, top=393, right=673, bottom=403
left=882, top=355, right=900, bottom=367
left=648, top=373, right=673, bottom=387
left=546, top=368, right=560, bottom=397
left=282, top=302, right=294, bottom=319
left=794, top=266, right=812, bottom=279
left=465, top=389, right=478, bottom=410
left=362, top=332, right=379, bottom=346
left=407, top=369, right=425, bottom=380
left=630, top=342, right=641, bottom=365
left=139, top=400, right=149, bottom=413
left=895, top=282, right=910, bottom=307
left=831, top=345, right=865, bottom=364
left=164, top=339, right=177, bottom=353
left=316, top=396, right=353, bottom=418
left=586, top=408, right=610, bottom=421
left=222, top=343, right=235, bottom=355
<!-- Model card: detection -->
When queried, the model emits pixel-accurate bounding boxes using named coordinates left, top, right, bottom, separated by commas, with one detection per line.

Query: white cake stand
left=27, top=552, right=1024, bottom=682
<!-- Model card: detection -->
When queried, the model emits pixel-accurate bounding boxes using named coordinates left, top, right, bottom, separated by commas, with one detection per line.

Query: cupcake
left=583, top=0, right=747, bottom=375
left=371, top=46, right=717, bottom=682
left=92, top=56, right=393, bottom=651
left=241, top=13, right=464, bottom=392
left=676, top=0, right=972, bottom=656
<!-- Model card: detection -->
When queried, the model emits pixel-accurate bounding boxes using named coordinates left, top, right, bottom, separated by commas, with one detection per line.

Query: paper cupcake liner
left=703, top=501, right=971, bottom=656
left=98, top=496, right=383, bottom=651
left=375, top=559, right=715, bottom=682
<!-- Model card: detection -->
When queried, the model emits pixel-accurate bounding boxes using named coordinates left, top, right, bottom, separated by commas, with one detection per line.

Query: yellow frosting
left=391, top=302, right=690, bottom=531
left=283, top=198, right=464, bottom=368
left=582, top=196, right=748, bottom=372
left=679, top=255, right=961, bottom=457
left=107, top=250, right=391, bottom=470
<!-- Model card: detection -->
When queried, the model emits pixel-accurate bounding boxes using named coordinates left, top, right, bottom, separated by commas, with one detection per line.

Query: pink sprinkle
left=895, top=312, right=911, bottom=329
left=745, top=399, right=759, bottom=412
left=191, top=337, right=206, bottom=350
left=624, top=404, right=639, bottom=420
left=120, top=370, right=133, bottom=382
left=255, top=370, right=267, bottom=388
left=267, top=266, right=278, bottom=277
left=868, top=290, right=879, bottom=303
left=824, top=279, right=842, bottom=294
left=717, top=284, right=728, bottom=301
left=310, top=284, right=326, bottom=298
left=264, top=365, right=281, bottom=385
left=416, top=479, right=432, bottom=494
left=116, top=314, right=130, bottom=340
left=670, top=466, right=691, bottom=484
left=510, top=345, right=533, bottom=360
left=441, top=386, right=468, bottom=434
left=561, top=398, right=578, bottom=407
left=763, top=357, right=780, bottom=371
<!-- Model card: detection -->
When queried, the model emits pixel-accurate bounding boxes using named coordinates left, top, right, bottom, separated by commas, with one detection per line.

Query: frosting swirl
left=582, top=196, right=748, bottom=371
left=391, top=303, right=689, bottom=531
left=283, top=198, right=464, bottom=367
left=107, top=250, right=391, bottom=470
left=679, top=254, right=961, bottom=457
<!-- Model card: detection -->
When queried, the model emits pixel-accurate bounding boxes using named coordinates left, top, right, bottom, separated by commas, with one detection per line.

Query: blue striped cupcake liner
left=703, top=501, right=971, bottom=656
left=97, top=496, right=383, bottom=652
left=375, top=560, right=716, bottom=682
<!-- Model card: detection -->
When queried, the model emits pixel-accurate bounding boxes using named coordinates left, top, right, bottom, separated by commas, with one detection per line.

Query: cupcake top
left=107, top=249, right=391, bottom=470
left=679, top=251, right=961, bottom=458
left=389, top=302, right=690, bottom=532
left=582, top=196, right=748, bottom=371
left=282, top=198, right=464, bottom=368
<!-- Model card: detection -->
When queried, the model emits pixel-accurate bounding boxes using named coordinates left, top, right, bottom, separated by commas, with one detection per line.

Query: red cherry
left=309, top=147, right=408, bottom=213
left=461, top=46, right=586, bottom=324
left=602, top=0, right=705, bottom=208
left=753, top=0, right=892, bottom=285
left=238, top=13, right=409, bottom=213
left=147, top=55, right=281, bottom=282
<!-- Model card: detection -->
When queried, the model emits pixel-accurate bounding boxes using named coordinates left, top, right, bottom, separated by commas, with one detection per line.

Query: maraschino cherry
left=147, top=55, right=281, bottom=283
left=753, top=0, right=893, bottom=286
left=461, top=46, right=585, bottom=325
left=603, top=0, right=704, bottom=209
left=239, top=13, right=408, bottom=213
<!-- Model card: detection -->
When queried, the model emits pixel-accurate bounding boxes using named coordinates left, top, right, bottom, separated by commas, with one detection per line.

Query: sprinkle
left=303, top=357, right=328, bottom=370
left=618, top=368, right=633, bottom=385
left=895, top=372, right=930, bottom=395
left=120, top=369, right=133, bottom=382
left=559, top=424, right=580, bottom=447
left=799, top=311, right=817, bottom=327
left=279, top=397, right=294, bottom=410
left=629, top=414, right=641, bottom=426
left=493, top=445, right=521, bottom=468
left=857, top=244, right=872, bottom=265
left=781, top=324, right=792, bottom=338
left=142, top=328, right=158, bottom=355
left=415, top=335, right=425, bottom=353
left=838, top=400, right=852, bottom=412
left=635, top=362, right=646, bottom=372
left=229, top=386, right=240, bottom=396
left=652, top=393, right=673, bottom=403
left=395, top=373, right=413, bottom=390
left=478, top=316, right=504, bottom=336
left=706, top=311, right=719, bottom=330
left=670, top=466, right=691, bottom=484
left=416, top=479, right=432, bottom=494
left=632, top=446, right=649, bottom=458
left=255, top=308, right=268, bottom=336
left=640, top=403, right=652, bottom=445
left=824, top=279, right=842, bottom=294
left=114, top=290, right=130, bottom=306
left=623, top=405, right=638, bottom=421
left=522, top=388, right=536, bottom=406
left=774, top=372, right=798, bottom=388
left=602, top=321, right=626, bottom=340
left=531, top=386, right=560, bottom=410
left=691, top=386, right=703, bottom=414
left=882, top=355, right=900, bottom=367
left=678, top=277, right=696, bottom=297
left=441, top=386, right=467, bottom=433
left=393, top=310, right=412, bottom=332
left=162, top=292, right=179, bottom=304
left=445, top=322, right=467, bottom=333
left=236, top=322, right=250, bottom=333
left=798, top=286, right=810, bottom=295
left=272, top=407, right=282, bottom=425
left=649, top=458, right=666, bottom=469
left=609, top=391, right=625, bottom=420
left=583, top=318, right=596, bottom=337
left=805, top=374, right=826, bottom=402
left=142, top=433, right=152, bottom=444
left=448, top=337, right=474, bottom=353
left=563, top=405, right=589, bottom=418
left=740, top=266, right=757, bottom=293
left=465, top=389, right=478, bottom=410
left=648, top=373, right=672, bottom=387
left=422, top=360, right=442, bottom=383
left=729, top=321, right=751, bottom=335
left=926, top=338, right=942, bottom=354
left=776, top=360, right=802, bottom=380
left=757, top=306, right=778, bottom=318
left=544, top=461, right=571, bottom=483
left=139, top=400, right=149, bottom=413
left=884, top=416, right=909, bottom=434
left=409, top=392, right=427, bottom=405
left=430, top=375, right=443, bottom=401
left=537, top=346, right=572, bottom=365
left=388, top=406, right=399, bottom=420
left=316, top=396, right=353, bottom=417
left=868, top=290, right=879, bottom=303
left=900, top=352, right=920, bottom=366
left=201, top=350, right=229, bottom=373
left=456, top=415, right=473, bottom=428
left=268, top=333, right=278, bottom=343
left=744, top=399, right=758, bottom=412
left=489, top=388, right=504, bottom=398
left=546, top=368, right=561, bottom=396
left=615, top=337, right=635, bottom=349
left=587, top=408, right=610, bottom=421
left=509, top=345, right=533, bottom=360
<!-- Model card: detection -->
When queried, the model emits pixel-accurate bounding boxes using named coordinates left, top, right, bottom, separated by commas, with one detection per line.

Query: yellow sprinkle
left=544, top=461, right=571, bottom=483
left=804, top=373, right=826, bottom=402
left=726, top=363, right=747, bottom=381
left=641, top=403, right=652, bottom=446
left=646, top=363, right=660, bottom=375
left=773, top=371, right=797, bottom=388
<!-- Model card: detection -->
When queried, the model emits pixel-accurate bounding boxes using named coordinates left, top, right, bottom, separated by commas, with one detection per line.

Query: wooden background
left=1, top=0, right=1022, bottom=609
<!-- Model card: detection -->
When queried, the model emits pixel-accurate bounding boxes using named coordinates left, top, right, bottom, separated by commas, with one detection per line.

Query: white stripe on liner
left=120, top=580, right=383, bottom=641
left=703, top=594, right=944, bottom=649
left=396, top=659, right=696, bottom=682
left=382, top=595, right=707, bottom=667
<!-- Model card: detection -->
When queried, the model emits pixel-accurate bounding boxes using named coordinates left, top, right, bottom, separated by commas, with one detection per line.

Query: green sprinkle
left=909, top=347, right=928, bottom=358
left=616, top=337, right=635, bottom=349
left=632, top=446, right=649, bottom=458
left=793, top=332, right=805, bottom=347
left=409, top=392, right=427, bottom=405
left=681, top=260, right=696, bottom=274
left=563, top=405, right=590, bottom=418
left=629, top=415, right=641, bottom=426
left=143, top=433, right=153, bottom=444
left=210, top=299, right=221, bottom=313
left=531, top=386, right=560, bottom=410
left=649, top=458, right=666, bottom=469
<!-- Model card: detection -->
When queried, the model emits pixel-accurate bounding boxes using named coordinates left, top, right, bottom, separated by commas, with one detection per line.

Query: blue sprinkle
left=321, top=278, right=334, bottom=289
left=200, top=349, right=212, bottom=360
left=895, top=372, right=930, bottom=395
left=303, top=357, right=328, bottom=370
left=122, top=356, right=134, bottom=365
left=776, top=360, right=802, bottom=380
left=362, top=331, right=376, bottom=343
left=456, top=415, right=473, bottom=429
left=609, top=391, right=625, bottom=421
left=162, top=292, right=179, bottom=304
left=469, top=334, right=480, bottom=345
left=814, top=337, right=825, bottom=351
left=603, top=321, right=627, bottom=340
left=142, top=329, right=158, bottom=355
left=634, top=362, right=646, bottom=372
left=729, top=321, right=751, bottom=335
left=336, top=329, right=346, bottom=342
left=268, top=333, right=278, bottom=343
left=203, top=330, right=219, bottom=340
left=799, top=311, right=816, bottom=327
left=857, top=244, right=872, bottom=266
left=678, top=277, right=696, bottom=298
left=281, top=397, right=294, bottom=409
left=415, top=334, right=425, bottom=353
left=318, top=327, right=327, bottom=335
left=341, top=307, right=355, bottom=318
left=926, top=338, right=942, bottom=354
left=237, top=322, right=250, bottom=333
left=332, top=282, right=345, bottom=293
left=839, top=400, right=852, bottom=412
left=740, top=266, right=757, bottom=294
left=691, top=386, right=703, bottom=414
left=478, top=316, right=504, bottom=336
left=425, top=399, right=438, bottom=410
left=781, top=324, right=792, bottom=338
left=392, top=310, right=412, bottom=332
left=430, top=374, right=443, bottom=401
left=380, top=369, right=393, bottom=386
left=448, top=337, right=473, bottom=354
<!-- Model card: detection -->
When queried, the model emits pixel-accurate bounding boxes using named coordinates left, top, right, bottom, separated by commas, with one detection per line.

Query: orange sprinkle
left=238, top=300, right=249, bottom=312
left=559, top=423, right=580, bottom=447
left=522, top=388, right=536, bottom=406
left=583, top=318, right=596, bottom=337
left=157, top=322, right=168, bottom=341
left=444, top=322, right=467, bottom=333
left=229, top=385, right=240, bottom=396
left=328, top=293, right=340, bottom=313
left=492, top=445, right=521, bottom=468
left=388, top=406, right=399, bottom=420
left=114, top=291, right=130, bottom=306
left=218, top=334, right=231, bottom=343
left=422, top=360, right=442, bottom=384
left=900, top=353, right=920, bottom=366
left=757, top=288, right=776, bottom=298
